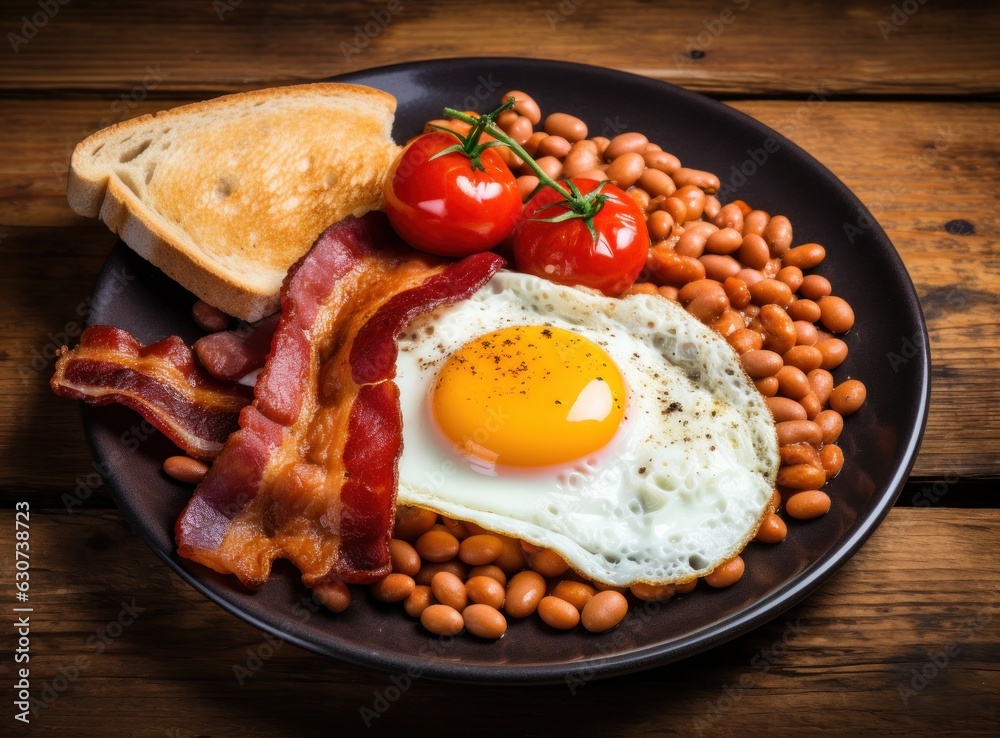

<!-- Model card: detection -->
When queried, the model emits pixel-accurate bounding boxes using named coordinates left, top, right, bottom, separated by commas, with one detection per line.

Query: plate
left=82, top=58, right=930, bottom=683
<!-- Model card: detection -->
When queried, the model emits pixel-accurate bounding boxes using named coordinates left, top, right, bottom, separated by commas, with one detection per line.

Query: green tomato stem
left=443, top=105, right=575, bottom=201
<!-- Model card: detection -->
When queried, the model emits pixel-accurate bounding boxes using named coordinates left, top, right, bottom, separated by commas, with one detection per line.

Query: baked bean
left=468, top=564, right=507, bottom=588
left=674, top=185, right=707, bottom=221
left=777, top=266, right=804, bottom=292
left=705, top=227, right=743, bottom=255
left=505, top=571, right=547, bottom=618
left=466, top=575, right=506, bottom=609
left=389, top=539, right=421, bottom=576
left=463, top=603, right=507, bottom=639
left=830, top=379, right=867, bottom=415
left=776, top=419, right=823, bottom=446
left=793, top=320, right=820, bottom=346
left=648, top=210, right=675, bottom=241
left=741, top=349, right=783, bottom=378
left=523, top=131, right=548, bottom=157
left=817, top=296, right=855, bottom=333
left=755, top=513, right=788, bottom=543
left=576, top=167, right=609, bottom=181
left=776, top=365, right=811, bottom=399
left=729, top=328, right=763, bottom=354
left=687, top=290, right=729, bottom=324
left=504, top=90, right=541, bottom=125
left=762, top=215, right=793, bottom=256
left=659, top=285, right=680, bottom=301
left=394, top=506, right=438, bottom=541
left=643, top=149, right=681, bottom=174
left=743, top=302, right=761, bottom=320
left=431, top=571, right=468, bottom=611
left=551, top=581, right=596, bottom=611
left=538, top=596, right=581, bottom=629
left=737, top=234, right=771, bottom=270
left=785, top=490, right=831, bottom=520
left=493, top=536, right=528, bottom=574
left=649, top=246, right=706, bottom=285
left=703, top=195, right=722, bottom=220
left=713, top=203, right=745, bottom=233
left=440, top=516, right=470, bottom=540
left=458, top=534, right=504, bottom=566
left=783, top=243, right=826, bottom=269
left=783, top=345, right=824, bottom=373
left=604, top=131, right=649, bottom=160
left=371, top=573, right=415, bottom=603
left=535, top=155, right=563, bottom=180
left=742, top=209, right=769, bottom=236
left=676, top=221, right=718, bottom=258
left=163, top=456, right=208, bottom=485
left=543, top=112, right=587, bottom=142
left=815, top=408, right=844, bottom=443
left=679, top=278, right=723, bottom=303
left=313, top=580, right=351, bottom=613
left=816, top=338, right=849, bottom=370
left=675, top=580, right=698, bottom=595
left=821, top=444, right=845, bottom=477
left=799, top=274, right=832, bottom=300
left=759, top=304, right=797, bottom=354
left=770, top=488, right=782, bottom=511
left=749, top=279, right=793, bottom=309
left=705, top=556, right=745, bottom=588
left=630, top=583, right=676, bottom=602
left=507, top=115, right=533, bottom=146
left=623, top=282, right=658, bottom=297
left=414, top=560, right=469, bottom=586
left=415, top=529, right=460, bottom=562
left=421, top=604, right=464, bottom=636
left=591, top=135, right=610, bottom=156
left=722, top=276, right=751, bottom=308
left=536, top=134, right=571, bottom=158
left=788, top=299, right=822, bottom=323
left=403, top=585, right=434, bottom=618
left=808, top=368, right=835, bottom=404
left=530, top=549, right=570, bottom=577
left=780, top=442, right=822, bottom=467
left=661, top=196, right=688, bottom=224
left=799, top=391, right=822, bottom=419
left=713, top=309, right=745, bottom=338
left=637, top=167, right=676, bottom=198
left=581, top=590, right=629, bottom=632
left=754, top=376, right=779, bottom=396
left=562, top=142, right=601, bottom=177
left=766, top=396, right=808, bottom=422
left=629, top=186, right=652, bottom=212
left=497, top=109, right=519, bottom=129
left=672, top=167, right=720, bottom=194
left=777, top=463, right=826, bottom=490
left=517, top=175, right=540, bottom=201
left=192, top=300, right=231, bottom=333
left=605, top=152, right=646, bottom=188
left=763, top=257, right=782, bottom=279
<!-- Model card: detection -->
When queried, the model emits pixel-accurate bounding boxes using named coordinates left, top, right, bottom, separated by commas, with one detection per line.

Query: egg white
left=393, top=271, right=778, bottom=586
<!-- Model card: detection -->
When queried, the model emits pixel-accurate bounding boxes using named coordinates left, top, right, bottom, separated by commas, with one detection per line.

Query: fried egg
left=394, top=271, right=778, bottom=586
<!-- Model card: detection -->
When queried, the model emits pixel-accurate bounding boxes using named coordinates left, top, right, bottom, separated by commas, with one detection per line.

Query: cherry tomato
left=513, top=178, right=649, bottom=296
left=383, top=132, right=522, bottom=257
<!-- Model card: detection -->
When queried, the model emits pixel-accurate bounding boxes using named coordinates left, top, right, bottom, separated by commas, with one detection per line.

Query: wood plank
left=2, top=508, right=996, bottom=735
left=1, top=99, right=997, bottom=502
left=0, top=0, right=998, bottom=97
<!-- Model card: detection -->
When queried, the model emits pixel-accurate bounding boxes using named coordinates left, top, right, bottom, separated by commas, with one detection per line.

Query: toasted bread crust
left=68, top=83, right=400, bottom=321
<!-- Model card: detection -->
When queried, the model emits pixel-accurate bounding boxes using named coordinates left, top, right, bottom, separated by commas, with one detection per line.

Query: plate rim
left=81, top=56, right=931, bottom=684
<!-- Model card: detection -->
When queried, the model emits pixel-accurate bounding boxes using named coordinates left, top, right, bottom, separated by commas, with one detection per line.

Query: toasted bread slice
left=68, top=83, right=401, bottom=321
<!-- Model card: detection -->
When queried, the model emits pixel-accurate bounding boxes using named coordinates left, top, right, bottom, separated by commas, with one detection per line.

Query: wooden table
left=2, top=1, right=998, bottom=734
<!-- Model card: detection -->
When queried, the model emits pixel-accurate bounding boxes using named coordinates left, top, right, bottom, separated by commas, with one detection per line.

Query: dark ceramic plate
left=82, top=58, right=929, bottom=683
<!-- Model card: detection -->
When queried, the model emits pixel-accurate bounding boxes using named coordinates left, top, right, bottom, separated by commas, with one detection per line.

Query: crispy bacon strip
left=193, top=313, right=280, bottom=382
left=51, top=325, right=253, bottom=459
left=176, top=213, right=505, bottom=587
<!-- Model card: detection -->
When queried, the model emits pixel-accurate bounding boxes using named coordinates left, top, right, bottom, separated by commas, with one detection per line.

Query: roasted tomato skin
left=383, top=132, right=522, bottom=257
left=513, top=178, right=649, bottom=296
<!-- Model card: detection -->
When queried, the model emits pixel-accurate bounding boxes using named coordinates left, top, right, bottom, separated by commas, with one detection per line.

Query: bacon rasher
left=51, top=325, right=253, bottom=459
left=175, top=213, right=505, bottom=587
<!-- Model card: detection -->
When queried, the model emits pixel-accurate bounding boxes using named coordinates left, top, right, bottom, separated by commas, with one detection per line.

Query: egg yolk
left=431, top=325, right=626, bottom=468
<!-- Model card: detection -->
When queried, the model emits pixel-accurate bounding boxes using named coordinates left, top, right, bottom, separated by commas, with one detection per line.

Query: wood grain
left=2, top=508, right=996, bottom=736
left=1, top=0, right=998, bottom=97
left=1, top=99, right=997, bottom=501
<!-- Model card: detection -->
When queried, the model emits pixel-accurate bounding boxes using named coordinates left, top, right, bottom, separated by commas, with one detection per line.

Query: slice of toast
left=67, top=83, right=401, bottom=322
